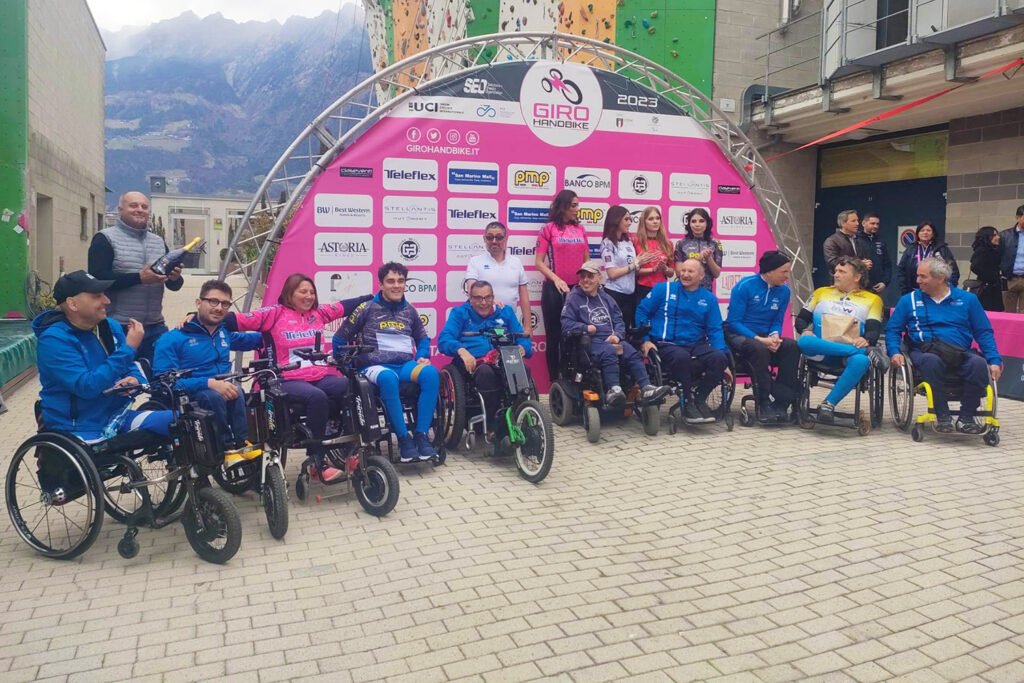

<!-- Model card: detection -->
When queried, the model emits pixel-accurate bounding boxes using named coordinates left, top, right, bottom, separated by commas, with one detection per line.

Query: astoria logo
left=318, top=242, right=369, bottom=253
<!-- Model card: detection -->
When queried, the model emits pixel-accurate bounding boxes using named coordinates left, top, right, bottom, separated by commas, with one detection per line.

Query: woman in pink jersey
left=225, top=273, right=356, bottom=482
left=535, top=189, right=590, bottom=382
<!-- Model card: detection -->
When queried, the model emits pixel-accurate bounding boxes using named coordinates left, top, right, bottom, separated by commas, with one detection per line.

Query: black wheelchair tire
left=183, top=486, right=242, bottom=564
left=642, top=404, right=660, bottom=436
left=548, top=381, right=574, bottom=426
left=584, top=405, right=601, bottom=443
left=512, top=400, right=555, bottom=483
left=100, top=454, right=153, bottom=525
left=439, top=365, right=466, bottom=451
left=354, top=455, right=400, bottom=517
left=263, top=463, right=289, bottom=540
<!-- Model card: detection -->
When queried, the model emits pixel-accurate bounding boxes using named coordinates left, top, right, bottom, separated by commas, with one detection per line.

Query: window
left=80, top=207, right=89, bottom=241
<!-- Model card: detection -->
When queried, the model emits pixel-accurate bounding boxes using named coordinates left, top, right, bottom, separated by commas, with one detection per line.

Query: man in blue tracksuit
left=438, top=280, right=532, bottom=442
left=33, top=270, right=173, bottom=441
left=887, top=256, right=1002, bottom=434
left=725, top=250, right=800, bottom=422
left=561, top=261, right=669, bottom=407
left=637, top=258, right=729, bottom=424
left=334, top=261, right=439, bottom=463
left=153, top=279, right=263, bottom=459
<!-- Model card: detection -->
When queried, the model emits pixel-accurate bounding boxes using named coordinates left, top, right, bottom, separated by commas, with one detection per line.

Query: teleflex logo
left=383, top=158, right=438, bottom=192
left=447, top=198, right=499, bottom=229
left=520, top=62, right=603, bottom=147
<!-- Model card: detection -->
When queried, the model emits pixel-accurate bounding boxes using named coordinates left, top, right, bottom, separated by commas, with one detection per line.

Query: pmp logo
left=419, top=314, right=430, bottom=326
left=520, top=62, right=604, bottom=147
left=399, top=239, right=420, bottom=261
left=632, top=176, right=649, bottom=195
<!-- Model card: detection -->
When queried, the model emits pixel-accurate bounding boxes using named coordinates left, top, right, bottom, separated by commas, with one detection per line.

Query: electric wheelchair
left=548, top=329, right=669, bottom=442
left=796, top=348, right=885, bottom=436
left=438, top=327, right=554, bottom=483
left=888, top=341, right=1000, bottom=446
left=6, top=369, right=243, bottom=563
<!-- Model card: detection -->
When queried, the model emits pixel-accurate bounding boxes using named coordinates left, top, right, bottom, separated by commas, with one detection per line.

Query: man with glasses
left=153, top=279, right=264, bottom=463
left=465, top=221, right=533, bottom=336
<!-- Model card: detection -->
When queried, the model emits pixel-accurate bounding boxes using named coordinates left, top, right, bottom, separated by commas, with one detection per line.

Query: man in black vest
left=88, top=191, right=183, bottom=369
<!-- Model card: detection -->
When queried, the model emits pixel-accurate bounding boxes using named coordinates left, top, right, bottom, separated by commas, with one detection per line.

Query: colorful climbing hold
left=647, top=26, right=655, bottom=34
left=671, top=50, right=679, bottom=58
left=650, top=11, right=658, bottom=18
left=641, top=19, right=650, bottom=28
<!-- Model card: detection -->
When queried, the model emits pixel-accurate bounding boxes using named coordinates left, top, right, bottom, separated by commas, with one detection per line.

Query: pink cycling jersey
left=536, top=221, right=589, bottom=286
left=233, top=302, right=346, bottom=381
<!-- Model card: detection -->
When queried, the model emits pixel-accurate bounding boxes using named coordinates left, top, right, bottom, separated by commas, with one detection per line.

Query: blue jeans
left=797, top=335, right=870, bottom=405
left=362, top=361, right=439, bottom=438
left=908, top=349, right=988, bottom=419
left=192, top=387, right=248, bottom=450
left=589, top=339, right=652, bottom=390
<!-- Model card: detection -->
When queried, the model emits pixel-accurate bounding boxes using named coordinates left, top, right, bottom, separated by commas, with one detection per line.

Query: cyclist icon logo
left=540, top=68, right=584, bottom=105
left=476, top=105, right=497, bottom=118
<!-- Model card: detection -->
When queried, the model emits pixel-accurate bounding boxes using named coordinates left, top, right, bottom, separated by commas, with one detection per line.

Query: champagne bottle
left=152, top=237, right=203, bottom=275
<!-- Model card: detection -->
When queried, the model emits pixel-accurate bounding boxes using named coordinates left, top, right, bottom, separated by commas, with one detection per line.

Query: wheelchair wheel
left=99, top=454, right=153, bottom=525
left=262, top=463, right=289, bottom=540
left=889, top=363, right=915, bottom=432
left=6, top=433, right=104, bottom=560
left=584, top=405, right=601, bottom=443
left=213, top=459, right=258, bottom=495
left=984, top=430, right=1000, bottom=447
left=512, top=400, right=555, bottom=483
left=354, top=455, right=400, bottom=516
left=857, top=410, right=871, bottom=437
left=182, top=486, right=242, bottom=564
left=439, top=365, right=466, bottom=451
left=870, top=367, right=884, bottom=429
left=548, top=380, right=575, bottom=426
left=911, top=423, right=925, bottom=442
left=646, top=349, right=664, bottom=386
left=139, top=455, right=186, bottom=522
left=642, top=404, right=660, bottom=436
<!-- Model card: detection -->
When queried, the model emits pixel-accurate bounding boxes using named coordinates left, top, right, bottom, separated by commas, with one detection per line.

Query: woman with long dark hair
left=896, top=221, right=960, bottom=294
left=535, top=189, right=589, bottom=381
left=673, top=208, right=723, bottom=291
left=600, top=205, right=657, bottom=328
left=633, top=206, right=674, bottom=302
left=970, top=226, right=1004, bottom=311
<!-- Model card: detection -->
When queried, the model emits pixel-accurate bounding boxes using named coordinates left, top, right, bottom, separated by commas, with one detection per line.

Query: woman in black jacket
left=969, top=226, right=1004, bottom=311
left=896, top=221, right=960, bottom=295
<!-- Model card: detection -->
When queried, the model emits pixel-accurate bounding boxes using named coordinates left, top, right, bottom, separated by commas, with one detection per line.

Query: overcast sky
left=88, top=0, right=353, bottom=31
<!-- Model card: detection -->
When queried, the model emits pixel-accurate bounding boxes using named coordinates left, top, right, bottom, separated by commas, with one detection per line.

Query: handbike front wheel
left=262, top=463, right=289, bottom=540
left=512, top=400, right=555, bottom=483
left=354, top=455, right=400, bottom=517
left=183, top=486, right=242, bottom=564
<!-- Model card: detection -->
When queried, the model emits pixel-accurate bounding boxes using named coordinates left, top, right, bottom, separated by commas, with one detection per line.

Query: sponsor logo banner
left=716, top=271, right=755, bottom=300
left=447, top=161, right=499, bottom=193
left=507, top=235, right=537, bottom=260
left=445, top=234, right=487, bottom=265
left=447, top=197, right=500, bottom=230
left=525, top=308, right=544, bottom=336
left=717, top=184, right=742, bottom=194
left=563, top=166, right=612, bottom=198
left=507, top=200, right=551, bottom=231
left=417, top=307, right=438, bottom=338
left=313, top=193, right=373, bottom=229
left=315, top=271, right=374, bottom=302
left=667, top=205, right=710, bottom=236
left=520, top=62, right=604, bottom=147
left=382, top=158, right=439, bottom=192
left=339, top=167, right=373, bottom=178
left=382, top=195, right=438, bottom=230
left=618, top=170, right=663, bottom=200
left=525, top=271, right=546, bottom=303
left=669, top=173, right=711, bottom=202
left=577, top=202, right=610, bottom=234
left=404, top=271, right=439, bottom=303
left=446, top=270, right=470, bottom=302
left=383, top=234, right=438, bottom=265
left=507, top=164, right=557, bottom=195
left=717, top=208, right=758, bottom=236
left=314, top=233, right=373, bottom=266
left=405, top=98, right=467, bottom=116
left=721, top=239, right=758, bottom=268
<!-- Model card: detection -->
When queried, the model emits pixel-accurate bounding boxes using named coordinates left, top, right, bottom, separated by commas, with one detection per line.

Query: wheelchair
left=438, top=327, right=554, bottom=483
left=888, top=343, right=1000, bottom=446
left=6, top=369, right=243, bottom=563
left=641, top=344, right=736, bottom=434
left=548, top=330, right=668, bottom=443
left=796, top=348, right=885, bottom=436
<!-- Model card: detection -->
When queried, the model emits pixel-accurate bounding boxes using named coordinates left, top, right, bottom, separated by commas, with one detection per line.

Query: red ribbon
left=759, top=56, right=1024, bottom=164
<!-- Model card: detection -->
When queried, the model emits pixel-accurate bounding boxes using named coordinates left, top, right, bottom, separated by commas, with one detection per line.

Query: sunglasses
left=200, top=298, right=233, bottom=309
left=484, top=234, right=506, bottom=242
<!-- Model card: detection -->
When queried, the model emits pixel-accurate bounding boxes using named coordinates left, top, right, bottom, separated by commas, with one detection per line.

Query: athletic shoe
left=413, top=432, right=438, bottom=459
left=757, top=402, right=780, bottom=424
left=869, top=346, right=890, bottom=371
left=956, top=418, right=983, bottom=435
left=319, top=467, right=346, bottom=483
left=816, top=401, right=836, bottom=425
left=606, top=386, right=627, bottom=407
left=935, top=415, right=955, bottom=433
left=640, top=384, right=670, bottom=403
left=684, top=402, right=703, bottom=424
left=695, top=400, right=715, bottom=423
left=223, top=443, right=262, bottom=468
left=771, top=400, right=791, bottom=423
left=398, top=435, right=419, bottom=463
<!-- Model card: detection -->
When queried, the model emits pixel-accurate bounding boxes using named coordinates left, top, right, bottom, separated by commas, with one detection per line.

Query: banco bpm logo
left=520, top=62, right=604, bottom=147
left=399, top=239, right=420, bottom=261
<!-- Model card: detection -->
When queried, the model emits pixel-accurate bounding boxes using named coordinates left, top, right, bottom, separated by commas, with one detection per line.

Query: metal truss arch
left=221, top=32, right=812, bottom=310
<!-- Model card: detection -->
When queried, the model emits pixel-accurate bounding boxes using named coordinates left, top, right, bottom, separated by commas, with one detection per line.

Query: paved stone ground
left=1, top=376, right=1023, bottom=683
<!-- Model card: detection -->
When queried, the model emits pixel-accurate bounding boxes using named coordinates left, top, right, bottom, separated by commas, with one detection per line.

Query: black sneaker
left=816, top=402, right=835, bottom=425
left=606, top=386, right=627, bottom=407
left=956, top=418, right=983, bottom=435
left=757, top=402, right=779, bottom=424
left=695, top=400, right=715, bottom=423
left=684, top=402, right=704, bottom=424
left=935, top=415, right=955, bottom=433
left=640, top=384, right=670, bottom=403
left=771, top=400, right=791, bottom=423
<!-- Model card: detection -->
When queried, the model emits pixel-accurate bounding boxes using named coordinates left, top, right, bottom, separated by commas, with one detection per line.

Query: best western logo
left=563, top=167, right=611, bottom=198
left=382, top=158, right=439, bottom=192
left=312, top=193, right=373, bottom=229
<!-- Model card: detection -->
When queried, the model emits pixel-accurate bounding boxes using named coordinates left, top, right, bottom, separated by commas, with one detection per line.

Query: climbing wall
left=362, top=0, right=716, bottom=97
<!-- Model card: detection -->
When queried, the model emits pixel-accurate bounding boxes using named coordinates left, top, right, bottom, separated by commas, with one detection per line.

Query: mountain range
left=103, top=8, right=373, bottom=207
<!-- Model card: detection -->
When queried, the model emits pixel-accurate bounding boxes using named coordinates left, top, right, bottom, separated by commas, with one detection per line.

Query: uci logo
left=399, top=239, right=420, bottom=261
left=409, top=101, right=439, bottom=113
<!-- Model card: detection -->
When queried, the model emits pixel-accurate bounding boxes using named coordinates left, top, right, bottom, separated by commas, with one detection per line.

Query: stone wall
left=945, top=107, right=1024, bottom=266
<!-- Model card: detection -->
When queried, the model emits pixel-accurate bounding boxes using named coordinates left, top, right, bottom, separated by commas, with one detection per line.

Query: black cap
left=52, top=270, right=115, bottom=304
left=758, top=250, right=791, bottom=274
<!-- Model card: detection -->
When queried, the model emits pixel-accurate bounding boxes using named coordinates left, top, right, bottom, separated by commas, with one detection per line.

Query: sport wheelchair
left=644, top=344, right=735, bottom=434
left=6, top=369, right=243, bottom=563
left=796, top=350, right=885, bottom=436
left=548, top=330, right=669, bottom=442
left=888, top=342, right=999, bottom=446
left=438, top=327, right=554, bottom=483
